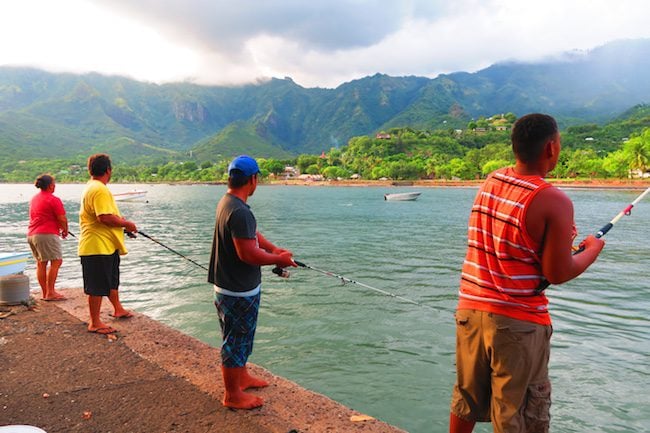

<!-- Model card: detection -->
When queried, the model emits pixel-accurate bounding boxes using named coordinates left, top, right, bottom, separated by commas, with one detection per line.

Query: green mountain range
left=1, top=38, right=649, bottom=163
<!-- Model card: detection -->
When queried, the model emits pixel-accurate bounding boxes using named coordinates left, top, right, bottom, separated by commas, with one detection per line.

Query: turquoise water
left=1, top=183, right=649, bottom=433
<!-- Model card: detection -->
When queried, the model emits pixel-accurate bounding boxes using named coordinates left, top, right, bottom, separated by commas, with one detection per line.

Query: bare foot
left=222, top=391, right=264, bottom=410
left=43, top=292, right=66, bottom=301
left=240, top=371, right=270, bottom=390
left=88, top=326, right=117, bottom=334
left=88, top=321, right=112, bottom=332
left=110, top=310, right=133, bottom=319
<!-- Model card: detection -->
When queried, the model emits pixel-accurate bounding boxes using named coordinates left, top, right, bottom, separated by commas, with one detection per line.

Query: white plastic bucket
left=0, top=274, right=30, bottom=305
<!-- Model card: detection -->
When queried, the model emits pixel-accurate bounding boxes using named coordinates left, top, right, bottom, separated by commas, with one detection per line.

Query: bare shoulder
left=535, top=185, right=572, bottom=211
left=526, top=185, right=574, bottom=242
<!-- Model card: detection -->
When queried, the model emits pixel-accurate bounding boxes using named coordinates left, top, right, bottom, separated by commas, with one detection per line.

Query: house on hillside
left=284, top=166, right=298, bottom=179
left=630, top=169, right=650, bottom=178
left=297, top=174, right=323, bottom=181
left=375, top=133, right=391, bottom=140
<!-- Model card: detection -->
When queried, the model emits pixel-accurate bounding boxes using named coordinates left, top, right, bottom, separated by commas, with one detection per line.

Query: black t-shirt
left=208, top=194, right=261, bottom=291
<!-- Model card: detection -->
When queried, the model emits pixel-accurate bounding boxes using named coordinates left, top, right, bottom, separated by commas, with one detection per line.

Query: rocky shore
left=0, top=289, right=406, bottom=433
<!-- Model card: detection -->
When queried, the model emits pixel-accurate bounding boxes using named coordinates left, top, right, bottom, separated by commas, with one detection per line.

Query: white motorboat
left=384, top=191, right=421, bottom=201
left=113, top=189, right=148, bottom=202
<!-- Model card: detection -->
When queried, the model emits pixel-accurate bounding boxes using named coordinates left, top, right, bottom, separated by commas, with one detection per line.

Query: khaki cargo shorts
left=450, top=309, right=552, bottom=433
left=27, top=234, right=62, bottom=262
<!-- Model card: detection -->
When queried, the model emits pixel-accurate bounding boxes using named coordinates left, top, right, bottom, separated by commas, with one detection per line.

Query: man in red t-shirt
left=27, top=174, right=68, bottom=300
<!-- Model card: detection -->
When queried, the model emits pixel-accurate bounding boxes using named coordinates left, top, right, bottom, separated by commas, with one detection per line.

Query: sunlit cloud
left=1, top=0, right=649, bottom=88
left=0, top=0, right=199, bottom=82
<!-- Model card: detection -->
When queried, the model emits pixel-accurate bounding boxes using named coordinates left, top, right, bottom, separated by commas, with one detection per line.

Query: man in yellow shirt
left=79, top=153, right=137, bottom=334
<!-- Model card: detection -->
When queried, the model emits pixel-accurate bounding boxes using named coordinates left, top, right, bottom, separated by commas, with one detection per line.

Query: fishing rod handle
left=596, top=222, right=613, bottom=238
left=294, top=260, right=307, bottom=267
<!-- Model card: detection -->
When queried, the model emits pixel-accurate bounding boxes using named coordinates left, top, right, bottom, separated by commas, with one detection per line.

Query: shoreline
left=266, top=178, right=650, bottom=190
left=3, top=178, right=648, bottom=190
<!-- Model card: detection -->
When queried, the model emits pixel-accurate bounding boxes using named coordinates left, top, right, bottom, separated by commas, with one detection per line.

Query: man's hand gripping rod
left=535, top=187, right=650, bottom=294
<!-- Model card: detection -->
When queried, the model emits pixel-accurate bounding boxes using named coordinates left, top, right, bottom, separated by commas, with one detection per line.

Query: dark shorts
left=80, top=251, right=120, bottom=297
left=214, top=291, right=261, bottom=368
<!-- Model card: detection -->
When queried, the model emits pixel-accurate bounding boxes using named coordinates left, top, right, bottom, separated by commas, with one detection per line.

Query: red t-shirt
left=28, top=191, right=66, bottom=236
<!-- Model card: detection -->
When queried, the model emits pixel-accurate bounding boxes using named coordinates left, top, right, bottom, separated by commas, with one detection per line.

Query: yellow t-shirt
left=78, top=179, right=127, bottom=256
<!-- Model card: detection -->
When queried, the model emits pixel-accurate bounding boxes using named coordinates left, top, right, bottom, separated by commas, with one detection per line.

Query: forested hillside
left=2, top=105, right=648, bottom=183
left=0, top=39, right=649, bottom=167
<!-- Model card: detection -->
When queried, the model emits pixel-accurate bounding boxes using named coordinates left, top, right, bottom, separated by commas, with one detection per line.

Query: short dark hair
left=511, top=114, right=558, bottom=163
left=228, top=169, right=254, bottom=188
left=88, top=153, right=112, bottom=176
left=34, top=174, right=54, bottom=190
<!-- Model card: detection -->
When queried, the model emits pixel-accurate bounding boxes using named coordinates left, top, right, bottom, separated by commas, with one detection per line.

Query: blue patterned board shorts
left=214, top=292, right=261, bottom=367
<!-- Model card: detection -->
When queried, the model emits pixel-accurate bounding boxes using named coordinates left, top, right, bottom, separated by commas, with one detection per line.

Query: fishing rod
left=279, top=260, right=441, bottom=312
left=68, top=229, right=207, bottom=271
left=137, top=230, right=209, bottom=271
left=70, top=229, right=136, bottom=239
left=536, top=186, right=650, bottom=293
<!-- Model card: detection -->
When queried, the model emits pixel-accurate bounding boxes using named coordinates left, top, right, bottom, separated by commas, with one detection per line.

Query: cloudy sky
left=1, top=0, right=649, bottom=88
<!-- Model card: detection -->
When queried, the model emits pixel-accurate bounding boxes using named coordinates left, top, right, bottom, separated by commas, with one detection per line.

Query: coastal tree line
left=2, top=115, right=649, bottom=183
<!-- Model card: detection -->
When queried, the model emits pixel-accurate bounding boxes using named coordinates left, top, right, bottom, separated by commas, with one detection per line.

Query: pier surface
left=0, top=288, right=406, bottom=433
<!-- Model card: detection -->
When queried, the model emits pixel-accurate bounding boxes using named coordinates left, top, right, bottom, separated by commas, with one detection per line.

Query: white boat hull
left=384, top=192, right=421, bottom=201
left=113, top=190, right=148, bottom=202
left=0, top=252, right=31, bottom=276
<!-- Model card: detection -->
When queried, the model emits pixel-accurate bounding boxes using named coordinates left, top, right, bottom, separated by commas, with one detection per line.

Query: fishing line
left=78, top=228, right=444, bottom=311
left=137, top=230, right=209, bottom=271
left=536, top=186, right=650, bottom=293
left=281, top=260, right=442, bottom=312
left=70, top=229, right=208, bottom=271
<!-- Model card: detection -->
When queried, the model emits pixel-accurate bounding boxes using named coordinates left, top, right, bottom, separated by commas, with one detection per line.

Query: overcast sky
left=1, top=0, right=649, bottom=88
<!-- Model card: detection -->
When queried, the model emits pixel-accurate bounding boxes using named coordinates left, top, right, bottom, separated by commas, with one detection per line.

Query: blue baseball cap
left=228, top=155, right=260, bottom=176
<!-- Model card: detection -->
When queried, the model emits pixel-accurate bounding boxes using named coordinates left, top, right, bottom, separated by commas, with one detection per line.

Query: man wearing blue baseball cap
left=208, top=155, right=296, bottom=410
left=227, top=154, right=261, bottom=177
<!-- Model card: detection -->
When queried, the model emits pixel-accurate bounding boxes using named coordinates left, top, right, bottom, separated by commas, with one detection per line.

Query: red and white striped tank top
left=458, top=167, right=552, bottom=325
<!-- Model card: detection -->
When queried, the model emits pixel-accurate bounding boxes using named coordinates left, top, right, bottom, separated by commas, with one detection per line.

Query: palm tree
left=622, top=128, right=650, bottom=176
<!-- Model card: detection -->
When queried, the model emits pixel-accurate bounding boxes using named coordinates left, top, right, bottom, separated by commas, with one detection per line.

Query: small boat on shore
left=113, top=189, right=148, bottom=202
left=383, top=191, right=421, bottom=201
left=0, top=252, right=31, bottom=276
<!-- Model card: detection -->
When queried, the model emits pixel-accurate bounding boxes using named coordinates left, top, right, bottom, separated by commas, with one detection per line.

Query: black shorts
left=80, top=251, right=120, bottom=296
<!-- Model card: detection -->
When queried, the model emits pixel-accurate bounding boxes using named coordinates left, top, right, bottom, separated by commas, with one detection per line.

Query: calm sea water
left=1, top=183, right=649, bottom=433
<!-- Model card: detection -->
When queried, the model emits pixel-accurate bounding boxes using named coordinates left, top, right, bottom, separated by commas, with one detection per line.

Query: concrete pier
left=0, top=288, right=406, bottom=432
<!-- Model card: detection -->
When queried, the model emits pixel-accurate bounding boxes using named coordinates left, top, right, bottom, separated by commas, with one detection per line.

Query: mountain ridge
left=1, top=38, right=649, bottom=162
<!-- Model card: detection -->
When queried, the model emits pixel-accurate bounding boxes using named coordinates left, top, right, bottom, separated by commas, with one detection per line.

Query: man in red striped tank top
left=449, top=113, right=605, bottom=433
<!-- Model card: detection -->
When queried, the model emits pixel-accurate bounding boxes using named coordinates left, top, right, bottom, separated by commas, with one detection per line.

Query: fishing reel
left=272, top=267, right=290, bottom=278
